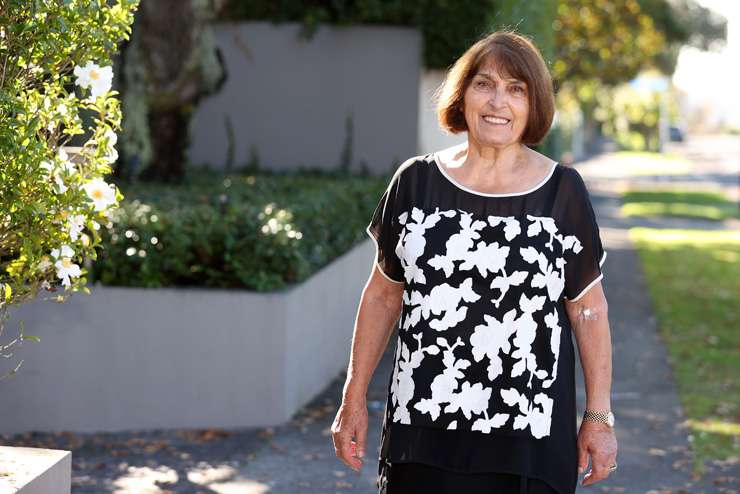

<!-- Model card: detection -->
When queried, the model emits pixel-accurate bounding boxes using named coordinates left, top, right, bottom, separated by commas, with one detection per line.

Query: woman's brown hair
left=434, top=30, right=555, bottom=146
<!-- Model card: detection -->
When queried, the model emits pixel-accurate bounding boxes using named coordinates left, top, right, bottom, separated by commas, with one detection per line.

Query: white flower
left=102, top=146, right=118, bottom=165
left=73, top=61, right=113, bottom=98
left=58, top=149, right=77, bottom=175
left=54, top=174, right=68, bottom=194
left=36, top=257, right=52, bottom=272
left=100, top=128, right=119, bottom=165
left=67, top=214, right=86, bottom=241
left=40, top=160, right=54, bottom=175
left=82, top=178, right=117, bottom=211
left=55, top=257, right=81, bottom=287
left=103, top=128, right=118, bottom=148
left=40, top=151, right=76, bottom=194
left=50, top=245, right=80, bottom=288
left=51, top=244, right=74, bottom=259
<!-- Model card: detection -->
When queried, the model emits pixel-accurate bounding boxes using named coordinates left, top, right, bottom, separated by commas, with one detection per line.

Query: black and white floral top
left=366, top=151, right=606, bottom=494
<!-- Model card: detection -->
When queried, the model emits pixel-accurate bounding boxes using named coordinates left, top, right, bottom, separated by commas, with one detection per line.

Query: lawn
left=631, top=227, right=740, bottom=474
left=610, top=151, right=692, bottom=176
left=622, top=190, right=740, bottom=221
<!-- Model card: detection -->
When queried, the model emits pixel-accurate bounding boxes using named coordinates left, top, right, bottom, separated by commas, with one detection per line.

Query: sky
left=671, top=0, right=740, bottom=128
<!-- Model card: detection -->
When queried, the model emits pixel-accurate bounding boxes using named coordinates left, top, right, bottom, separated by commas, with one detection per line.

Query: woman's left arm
left=565, top=281, right=618, bottom=486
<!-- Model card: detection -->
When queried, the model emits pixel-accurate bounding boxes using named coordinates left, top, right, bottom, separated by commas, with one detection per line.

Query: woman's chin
left=476, top=133, right=519, bottom=147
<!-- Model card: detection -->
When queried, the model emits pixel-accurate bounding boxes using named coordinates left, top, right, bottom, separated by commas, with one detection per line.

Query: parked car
left=669, top=126, right=685, bottom=142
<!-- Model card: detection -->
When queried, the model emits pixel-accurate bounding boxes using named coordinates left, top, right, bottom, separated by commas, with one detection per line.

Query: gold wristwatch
left=583, top=409, right=615, bottom=428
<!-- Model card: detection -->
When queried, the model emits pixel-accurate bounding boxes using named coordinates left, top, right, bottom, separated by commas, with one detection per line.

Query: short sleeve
left=366, top=169, right=405, bottom=284
left=561, top=169, right=607, bottom=302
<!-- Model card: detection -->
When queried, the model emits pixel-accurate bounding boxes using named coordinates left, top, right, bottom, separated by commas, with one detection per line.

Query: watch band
left=583, top=409, right=614, bottom=426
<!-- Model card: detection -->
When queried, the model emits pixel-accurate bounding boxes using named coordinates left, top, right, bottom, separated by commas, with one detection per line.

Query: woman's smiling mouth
left=482, top=115, right=511, bottom=125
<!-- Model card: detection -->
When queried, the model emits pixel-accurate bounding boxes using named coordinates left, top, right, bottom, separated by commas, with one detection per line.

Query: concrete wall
left=417, top=68, right=466, bottom=156
left=0, top=447, right=71, bottom=494
left=188, top=21, right=422, bottom=176
left=0, top=239, right=376, bottom=434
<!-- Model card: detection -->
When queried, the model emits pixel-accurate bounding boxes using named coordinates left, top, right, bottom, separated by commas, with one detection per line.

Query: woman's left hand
left=577, top=420, right=618, bottom=486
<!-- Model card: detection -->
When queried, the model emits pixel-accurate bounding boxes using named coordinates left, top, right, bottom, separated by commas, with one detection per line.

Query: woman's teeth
left=483, top=116, right=510, bottom=125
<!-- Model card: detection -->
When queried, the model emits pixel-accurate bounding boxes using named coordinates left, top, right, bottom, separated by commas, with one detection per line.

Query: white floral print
left=387, top=208, right=586, bottom=440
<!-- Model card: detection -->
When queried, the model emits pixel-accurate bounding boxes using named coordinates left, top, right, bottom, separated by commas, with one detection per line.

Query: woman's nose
left=488, top=87, right=506, bottom=107
left=487, top=97, right=505, bottom=112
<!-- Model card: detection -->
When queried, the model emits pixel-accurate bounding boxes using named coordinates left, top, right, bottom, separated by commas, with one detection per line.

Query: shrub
left=91, top=169, right=388, bottom=291
left=0, top=0, right=139, bottom=377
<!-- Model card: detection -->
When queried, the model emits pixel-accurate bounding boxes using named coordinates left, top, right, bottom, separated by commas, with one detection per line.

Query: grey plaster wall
left=187, top=21, right=422, bottom=175
left=418, top=68, right=466, bottom=156
left=0, top=239, right=376, bottom=434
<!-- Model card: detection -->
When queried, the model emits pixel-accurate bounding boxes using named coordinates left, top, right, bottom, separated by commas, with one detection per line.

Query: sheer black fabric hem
left=376, top=457, right=566, bottom=494
left=378, top=421, right=578, bottom=494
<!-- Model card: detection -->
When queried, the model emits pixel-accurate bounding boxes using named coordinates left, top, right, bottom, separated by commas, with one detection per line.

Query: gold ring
left=608, top=462, right=618, bottom=472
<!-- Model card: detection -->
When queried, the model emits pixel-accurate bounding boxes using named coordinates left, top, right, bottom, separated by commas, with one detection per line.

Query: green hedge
left=91, top=168, right=387, bottom=291
left=220, top=0, right=556, bottom=70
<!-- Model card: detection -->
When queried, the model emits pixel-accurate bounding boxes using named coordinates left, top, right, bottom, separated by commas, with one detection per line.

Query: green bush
left=91, top=169, right=388, bottom=291
left=220, top=1, right=556, bottom=70
left=0, top=0, right=138, bottom=376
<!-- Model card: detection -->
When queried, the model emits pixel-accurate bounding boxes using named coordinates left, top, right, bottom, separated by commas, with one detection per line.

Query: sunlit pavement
left=570, top=140, right=739, bottom=493
left=576, top=133, right=740, bottom=204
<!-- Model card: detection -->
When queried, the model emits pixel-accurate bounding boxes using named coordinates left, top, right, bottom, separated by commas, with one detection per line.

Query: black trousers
left=377, top=460, right=560, bottom=494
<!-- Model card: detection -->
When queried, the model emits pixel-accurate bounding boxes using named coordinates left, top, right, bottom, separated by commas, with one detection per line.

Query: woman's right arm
left=331, top=264, right=404, bottom=472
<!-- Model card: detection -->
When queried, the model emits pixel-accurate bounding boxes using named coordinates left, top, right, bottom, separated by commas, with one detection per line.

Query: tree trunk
left=140, top=109, right=189, bottom=183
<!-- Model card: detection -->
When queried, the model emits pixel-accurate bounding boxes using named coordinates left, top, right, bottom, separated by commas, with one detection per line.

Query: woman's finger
left=577, top=443, right=589, bottom=474
left=334, top=424, right=362, bottom=471
left=331, top=415, right=357, bottom=470
left=338, top=433, right=361, bottom=470
left=354, top=421, right=368, bottom=459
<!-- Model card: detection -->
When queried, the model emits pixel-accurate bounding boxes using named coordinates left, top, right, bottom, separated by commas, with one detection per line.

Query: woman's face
left=461, top=60, right=529, bottom=148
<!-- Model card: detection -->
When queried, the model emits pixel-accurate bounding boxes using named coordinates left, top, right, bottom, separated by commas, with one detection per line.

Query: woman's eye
left=511, top=86, right=524, bottom=93
left=475, top=80, right=490, bottom=88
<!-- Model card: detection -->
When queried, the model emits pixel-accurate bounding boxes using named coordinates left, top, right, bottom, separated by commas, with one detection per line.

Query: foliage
left=552, top=0, right=726, bottom=157
left=596, top=83, right=661, bottom=151
left=491, top=0, right=556, bottom=66
left=90, top=169, right=387, bottom=291
left=0, top=0, right=139, bottom=377
left=553, top=0, right=666, bottom=86
left=220, top=0, right=556, bottom=70
left=638, top=0, right=727, bottom=74
left=632, top=227, right=740, bottom=474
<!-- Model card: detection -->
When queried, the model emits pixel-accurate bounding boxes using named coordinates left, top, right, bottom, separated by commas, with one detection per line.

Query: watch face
left=607, top=412, right=615, bottom=427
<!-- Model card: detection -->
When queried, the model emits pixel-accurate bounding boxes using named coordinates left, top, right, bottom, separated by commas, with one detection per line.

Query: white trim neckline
left=433, top=151, right=559, bottom=197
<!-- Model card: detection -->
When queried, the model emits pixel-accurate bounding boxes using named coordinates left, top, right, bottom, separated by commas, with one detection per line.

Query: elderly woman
left=331, top=30, right=617, bottom=494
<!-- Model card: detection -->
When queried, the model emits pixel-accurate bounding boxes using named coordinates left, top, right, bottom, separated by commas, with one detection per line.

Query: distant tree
left=553, top=0, right=727, bottom=155
left=553, top=0, right=667, bottom=86
left=637, top=0, right=727, bottom=74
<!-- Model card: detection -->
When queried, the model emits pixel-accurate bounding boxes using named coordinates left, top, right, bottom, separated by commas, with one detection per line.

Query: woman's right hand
left=331, top=396, right=368, bottom=472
